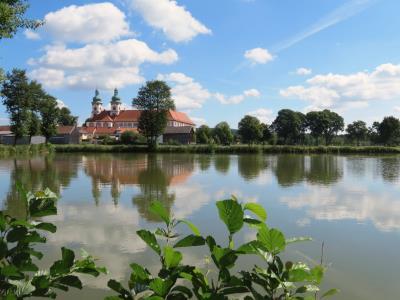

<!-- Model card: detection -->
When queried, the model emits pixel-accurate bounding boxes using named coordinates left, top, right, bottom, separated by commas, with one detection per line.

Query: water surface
left=1, top=153, right=399, bottom=299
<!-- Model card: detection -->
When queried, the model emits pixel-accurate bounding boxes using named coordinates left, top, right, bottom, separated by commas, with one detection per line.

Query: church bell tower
left=110, top=88, right=122, bottom=116
left=91, top=89, right=103, bottom=117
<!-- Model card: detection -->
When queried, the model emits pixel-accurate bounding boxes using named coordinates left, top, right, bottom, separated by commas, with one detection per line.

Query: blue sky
left=1, top=0, right=400, bottom=128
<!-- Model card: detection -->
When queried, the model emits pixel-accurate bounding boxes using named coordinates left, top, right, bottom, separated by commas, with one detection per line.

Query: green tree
left=271, top=109, right=306, bottom=144
left=0, top=0, right=42, bottom=39
left=1, top=69, right=45, bottom=144
left=213, top=121, right=234, bottom=145
left=305, top=110, right=344, bottom=145
left=377, top=116, right=400, bottom=145
left=39, top=95, right=59, bottom=143
left=260, top=123, right=272, bottom=144
left=58, top=107, right=78, bottom=126
left=368, top=121, right=380, bottom=144
left=346, top=120, right=368, bottom=145
left=238, top=115, right=262, bottom=144
left=133, top=80, right=175, bottom=148
left=27, top=111, right=41, bottom=141
left=195, top=125, right=212, bottom=144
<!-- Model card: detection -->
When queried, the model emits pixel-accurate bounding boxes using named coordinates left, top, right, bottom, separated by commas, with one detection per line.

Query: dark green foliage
left=0, top=0, right=43, bottom=39
left=305, top=110, right=344, bottom=145
left=272, top=109, right=306, bottom=144
left=57, top=107, right=77, bottom=126
left=106, top=198, right=337, bottom=300
left=120, top=130, right=143, bottom=144
left=376, top=116, right=400, bottom=145
left=346, top=120, right=368, bottom=145
left=133, top=80, right=175, bottom=147
left=39, top=95, right=60, bottom=143
left=213, top=122, right=234, bottom=145
left=0, top=187, right=107, bottom=298
left=196, top=125, right=212, bottom=144
left=238, top=115, right=262, bottom=144
left=260, top=123, right=272, bottom=144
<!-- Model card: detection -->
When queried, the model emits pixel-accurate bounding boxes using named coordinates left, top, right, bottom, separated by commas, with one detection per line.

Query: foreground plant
left=106, top=197, right=338, bottom=299
left=0, top=187, right=106, bottom=299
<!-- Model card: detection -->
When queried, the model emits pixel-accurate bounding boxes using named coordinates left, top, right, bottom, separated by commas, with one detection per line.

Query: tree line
left=1, top=69, right=78, bottom=144
left=196, top=109, right=400, bottom=146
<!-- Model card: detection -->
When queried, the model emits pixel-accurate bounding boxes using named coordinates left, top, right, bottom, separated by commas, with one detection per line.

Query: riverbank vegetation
left=0, top=143, right=52, bottom=157
left=1, top=187, right=337, bottom=299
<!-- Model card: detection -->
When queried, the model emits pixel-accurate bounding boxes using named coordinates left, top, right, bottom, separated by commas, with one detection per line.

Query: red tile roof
left=168, top=110, right=195, bottom=125
left=0, top=125, right=11, bottom=132
left=87, top=109, right=195, bottom=126
left=80, top=127, right=96, bottom=134
left=57, top=126, right=76, bottom=135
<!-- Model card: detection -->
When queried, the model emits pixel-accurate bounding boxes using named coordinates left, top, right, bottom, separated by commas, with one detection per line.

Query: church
left=84, top=89, right=196, bottom=144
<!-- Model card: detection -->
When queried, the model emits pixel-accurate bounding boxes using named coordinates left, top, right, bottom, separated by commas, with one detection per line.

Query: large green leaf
left=216, top=199, right=244, bottom=235
left=137, top=230, right=161, bottom=255
left=149, top=278, right=174, bottom=297
left=149, top=201, right=170, bottom=225
left=178, top=220, right=201, bottom=236
left=6, top=227, right=28, bottom=243
left=322, top=288, right=340, bottom=298
left=35, top=222, right=57, bottom=233
left=257, top=227, right=286, bottom=254
left=243, top=203, right=267, bottom=221
left=174, top=235, right=205, bottom=248
left=107, top=279, right=132, bottom=298
left=57, top=275, right=82, bottom=289
left=163, top=246, right=182, bottom=269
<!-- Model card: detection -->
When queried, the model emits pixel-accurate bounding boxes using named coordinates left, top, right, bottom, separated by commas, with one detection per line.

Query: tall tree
left=58, top=107, right=78, bottom=126
left=238, top=115, right=262, bottom=144
left=306, top=110, right=344, bottom=145
left=346, top=120, right=368, bottom=145
left=271, top=109, right=306, bottom=144
left=39, top=95, right=59, bottom=143
left=133, top=80, right=175, bottom=147
left=213, top=122, right=234, bottom=145
left=196, top=125, right=212, bottom=144
left=260, top=123, right=272, bottom=144
left=377, top=116, right=400, bottom=145
left=1, top=69, right=44, bottom=144
left=305, top=111, right=324, bottom=144
left=27, top=111, right=41, bottom=142
left=0, top=0, right=42, bottom=39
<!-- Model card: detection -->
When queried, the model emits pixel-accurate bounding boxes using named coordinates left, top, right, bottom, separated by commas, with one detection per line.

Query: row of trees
left=1, top=69, right=77, bottom=144
left=197, top=109, right=400, bottom=146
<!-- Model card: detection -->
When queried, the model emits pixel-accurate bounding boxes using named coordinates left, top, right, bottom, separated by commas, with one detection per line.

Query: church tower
left=91, top=89, right=103, bottom=117
left=110, top=88, right=122, bottom=116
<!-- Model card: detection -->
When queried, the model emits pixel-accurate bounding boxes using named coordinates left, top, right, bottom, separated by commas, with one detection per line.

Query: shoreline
left=52, top=144, right=400, bottom=154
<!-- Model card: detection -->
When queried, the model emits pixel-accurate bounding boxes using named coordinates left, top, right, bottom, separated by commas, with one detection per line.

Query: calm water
left=1, top=153, right=400, bottom=299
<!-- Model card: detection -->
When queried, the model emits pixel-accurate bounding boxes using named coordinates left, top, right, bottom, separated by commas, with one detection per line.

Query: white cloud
left=296, top=67, right=312, bottom=76
left=130, top=0, right=211, bottom=42
left=30, top=40, right=178, bottom=89
left=157, top=73, right=211, bottom=110
left=56, top=99, right=67, bottom=109
left=190, top=117, right=207, bottom=126
left=248, top=108, right=273, bottom=124
left=280, top=63, right=400, bottom=111
left=216, top=89, right=261, bottom=105
left=24, top=29, right=40, bottom=40
left=43, top=2, right=131, bottom=43
left=244, top=48, right=274, bottom=65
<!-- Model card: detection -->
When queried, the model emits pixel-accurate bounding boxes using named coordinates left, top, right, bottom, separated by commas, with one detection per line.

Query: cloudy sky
left=1, top=0, right=400, bottom=127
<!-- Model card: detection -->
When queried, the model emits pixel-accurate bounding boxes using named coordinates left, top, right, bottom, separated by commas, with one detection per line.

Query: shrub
left=121, top=131, right=142, bottom=145
left=0, top=186, right=106, bottom=298
left=106, top=197, right=338, bottom=299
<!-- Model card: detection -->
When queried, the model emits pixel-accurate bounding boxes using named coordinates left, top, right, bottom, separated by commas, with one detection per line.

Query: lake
left=1, top=153, right=399, bottom=299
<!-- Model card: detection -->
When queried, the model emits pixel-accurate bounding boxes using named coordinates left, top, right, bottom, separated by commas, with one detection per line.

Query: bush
left=0, top=186, right=106, bottom=298
left=121, top=130, right=143, bottom=145
left=106, top=198, right=338, bottom=299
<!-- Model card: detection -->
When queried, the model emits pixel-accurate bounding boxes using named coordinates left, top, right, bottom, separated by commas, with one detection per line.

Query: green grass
left=52, top=144, right=400, bottom=154
left=0, top=144, right=54, bottom=157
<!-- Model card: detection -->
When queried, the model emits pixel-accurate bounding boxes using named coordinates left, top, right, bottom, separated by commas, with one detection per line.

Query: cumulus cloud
left=157, top=73, right=211, bottom=110
left=248, top=108, right=274, bottom=124
left=29, top=40, right=178, bottom=89
left=280, top=63, right=400, bottom=111
left=296, top=67, right=312, bottom=76
left=244, top=48, right=274, bottom=65
left=56, top=99, right=67, bottom=109
left=43, top=2, right=131, bottom=43
left=130, top=0, right=211, bottom=42
left=190, top=117, right=207, bottom=126
left=215, top=89, right=261, bottom=105
left=24, top=29, right=40, bottom=40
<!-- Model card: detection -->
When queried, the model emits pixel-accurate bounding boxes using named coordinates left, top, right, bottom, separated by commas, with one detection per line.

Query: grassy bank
left=53, top=144, right=400, bottom=154
left=0, top=144, right=54, bottom=157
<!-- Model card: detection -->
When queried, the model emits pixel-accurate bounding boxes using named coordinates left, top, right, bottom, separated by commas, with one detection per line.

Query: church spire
left=111, top=88, right=121, bottom=104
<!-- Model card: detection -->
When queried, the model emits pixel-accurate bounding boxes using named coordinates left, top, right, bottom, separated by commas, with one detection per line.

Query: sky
left=1, top=0, right=400, bottom=128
